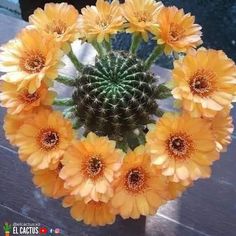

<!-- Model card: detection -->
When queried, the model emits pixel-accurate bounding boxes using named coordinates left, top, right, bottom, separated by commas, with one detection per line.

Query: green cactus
left=3, top=222, right=12, bottom=233
left=73, top=51, right=160, bottom=140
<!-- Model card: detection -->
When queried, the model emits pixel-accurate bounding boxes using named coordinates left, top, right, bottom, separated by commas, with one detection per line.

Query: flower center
left=46, top=20, right=67, bottom=35
left=96, top=17, right=110, bottom=30
left=20, top=91, right=40, bottom=104
left=20, top=51, right=45, bottom=74
left=125, top=168, right=146, bottom=193
left=189, top=69, right=215, bottom=97
left=83, top=156, right=103, bottom=179
left=38, top=129, right=59, bottom=150
left=169, top=23, right=184, bottom=42
left=135, top=11, right=149, bottom=22
left=166, top=133, right=194, bottom=160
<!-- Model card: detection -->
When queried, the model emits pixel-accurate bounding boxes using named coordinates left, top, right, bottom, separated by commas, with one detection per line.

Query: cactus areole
left=72, top=51, right=159, bottom=140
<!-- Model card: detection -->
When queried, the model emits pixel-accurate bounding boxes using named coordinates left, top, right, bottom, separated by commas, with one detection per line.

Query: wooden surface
left=0, top=14, right=236, bottom=236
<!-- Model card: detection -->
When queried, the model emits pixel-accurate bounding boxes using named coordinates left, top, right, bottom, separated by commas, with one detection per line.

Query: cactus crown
left=73, top=51, right=159, bottom=140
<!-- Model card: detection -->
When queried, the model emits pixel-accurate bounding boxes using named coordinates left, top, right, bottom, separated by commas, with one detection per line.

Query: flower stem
left=56, top=75, right=75, bottom=86
left=67, top=50, right=84, bottom=72
left=144, top=45, right=164, bottom=70
left=104, top=39, right=111, bottom=52
left=92, top=41, right=106, bottom=57
left=53, top=98, right=74, bottom=106
left=130, top=34, right=142, bottom=54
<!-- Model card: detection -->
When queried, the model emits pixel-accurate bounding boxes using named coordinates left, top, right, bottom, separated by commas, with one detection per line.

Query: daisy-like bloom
left=152, top=6, right=202, bottom=54
left=4, top=113, right=26, bottom=146
left=60, top=132, right=124, bottom=203
left=29, top=3, right=81, bottom=50
left=0, top=28, right=62, bottom=94
left=32, top=160, right=69, bottom=199
left=16, top=108, right=74, bottom=169
left=123, top=0, right=163, bottom=41
left=172, top=49, right=236, bottom=117
left=167, top=181, right=188, bottom=200
left=111, top=145, right=169, bottom=219
left=63, top=196, right=116, bottom=226
left=0, top=81, right=56, bottom=115
left=80, top=0, right=124, bottom=43
left=209, top=107, right=234, bottom=152
left=146, top=113, right=219, bottom=185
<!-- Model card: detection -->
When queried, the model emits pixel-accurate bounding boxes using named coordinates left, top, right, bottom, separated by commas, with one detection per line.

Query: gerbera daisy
left=111, top=145, right=169, bottom=219
left=32, top=160, right=69, bottom=199
left=172, top=49, right=236, bottom=117
left=0, top=81, right=56, bottom=115
left=167, top=181, right=188, bottom=200
left=0, top=28, right=62, bottom=93
left=209, top=107, right=234, bottom=152
left=123, top=0, right=163, bottom=41
left=152, top=6, right=202, bottom=54
left=80, top=0, right=124, bottom=43
left=3, top=113, right=25, bottom=146
left=16, top=108, right=74, bottom=169
left=62, top=196, right=116, bottom=226
left=60, top=132, right=124, bottom=203
left=29, top=3, right=81, bottom=50
left=146, top=113, right=219, bottom=184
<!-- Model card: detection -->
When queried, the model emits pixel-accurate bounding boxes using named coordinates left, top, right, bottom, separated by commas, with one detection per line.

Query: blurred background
left=0, top=0, right=235, bottom=67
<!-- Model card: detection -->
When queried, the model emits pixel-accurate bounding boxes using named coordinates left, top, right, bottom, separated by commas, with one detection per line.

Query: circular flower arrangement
left=0, top=0, right=236, bottom=227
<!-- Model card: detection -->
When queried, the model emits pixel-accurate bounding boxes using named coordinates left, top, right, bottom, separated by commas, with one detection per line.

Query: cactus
left=73, top=51, right=160, bottom=140
left=3, top=223, right=12, bottom=234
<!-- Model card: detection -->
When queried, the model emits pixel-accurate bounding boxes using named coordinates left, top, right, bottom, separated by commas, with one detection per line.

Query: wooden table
left=0, top=14, right=236, bottom=236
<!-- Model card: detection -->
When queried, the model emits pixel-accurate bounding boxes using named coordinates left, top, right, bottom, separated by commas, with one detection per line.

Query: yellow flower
left=111, top=145, right=169, bottom=219
left=16, top=108, right=74, bottom=169
left=32, top=160, right=69, bottom=199
left=0, top=28, right=62, bottom=94
left=0, top=81, right=56, bottom=115
left=172, top=49, right=236, bottom=117
left=62, top=196, right=116, bottom=226
left=152, top=6, right=202, bottom=54
left=123, top=0, right=163, bottom=41
left=80, top=0, right=124, bottom=43
left=146, top=113, right=219, bottom=185
left=60, top=132, right=124, bottom=203
left=209, top=107, right=234, bottom=152
left=29, top=3, right=81, bottom=50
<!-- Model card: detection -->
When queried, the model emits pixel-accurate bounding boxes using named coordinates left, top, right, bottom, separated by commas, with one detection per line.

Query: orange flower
left=16, top=108, right=74, bottom=169
left=80, top=0, right=124, bottom=42
left=123, top=0, right=163, bottom=41
left=29, top=3, right=81, bottom=50
left=60, top=132, right=124, bottom=203
left=4, top=113, right=25, bottom=146
left=152, top=6, right=202, bottom=54
left=209, top=107, right=234, bottom=152
left=172, top=49, right=236, bottom=117
left=0, top=28, right=62, bottom=93
left=111, top=145, right=169, bottom=219
left=0, top=81, right=56, bottom=115
left=167, top=181, right=188, bottom=200
left=32, top=160, right=69, bottom=199
left=146, top=113, right=219, bottom=185
left=63, top=196, right=116, bottom=226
